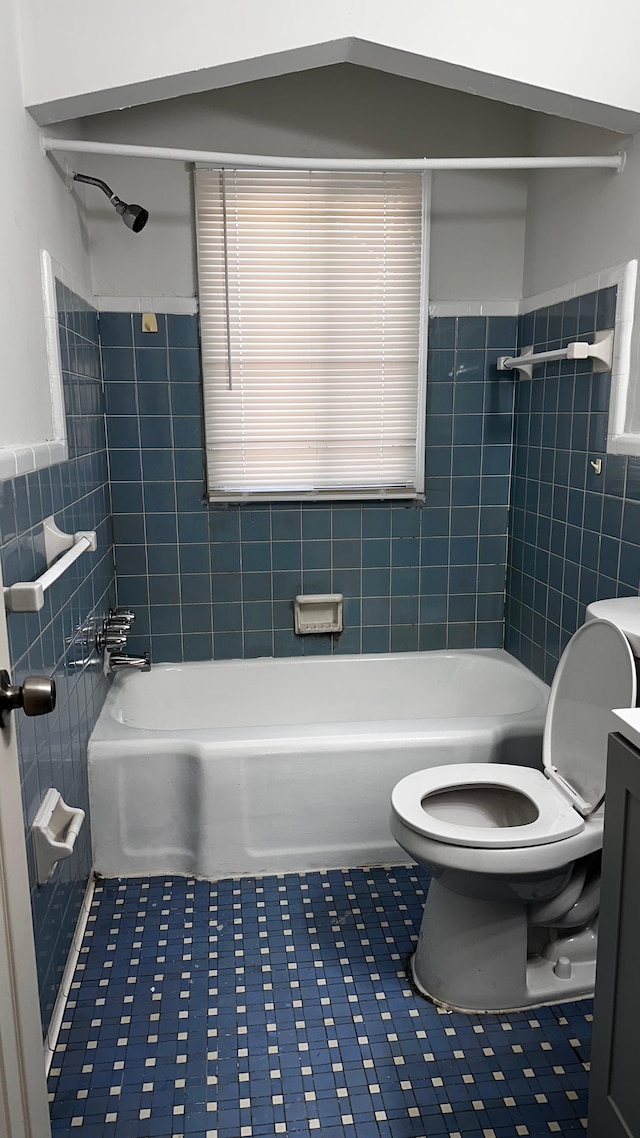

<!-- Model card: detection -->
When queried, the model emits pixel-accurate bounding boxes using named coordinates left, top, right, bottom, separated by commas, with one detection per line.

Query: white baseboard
left=44, top=873, right=96, bottom=1078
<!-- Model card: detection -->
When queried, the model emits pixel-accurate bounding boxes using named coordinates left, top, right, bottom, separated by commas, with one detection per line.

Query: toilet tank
left=585, top=598, right=640, bottom=656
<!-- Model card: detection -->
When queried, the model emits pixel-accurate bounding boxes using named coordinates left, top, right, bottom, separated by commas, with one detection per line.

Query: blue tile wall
left=504, top=285, right=634, bottom=683
left=101, top=312, right=517, bottom=661
left=0, top=282, right=115, bottom=1030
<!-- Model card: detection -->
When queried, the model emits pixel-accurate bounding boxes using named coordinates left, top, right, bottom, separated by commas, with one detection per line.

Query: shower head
left=113, top=199, right=149, bottom=233
left=73, top=172, right=149, bottom=232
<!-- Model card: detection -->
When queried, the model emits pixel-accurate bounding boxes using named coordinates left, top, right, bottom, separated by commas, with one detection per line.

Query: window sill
left=208, top=489, right=425, bottom=505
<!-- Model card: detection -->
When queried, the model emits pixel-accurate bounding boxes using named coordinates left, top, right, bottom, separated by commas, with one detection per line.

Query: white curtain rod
left=42, top=135, right=626, bottom=173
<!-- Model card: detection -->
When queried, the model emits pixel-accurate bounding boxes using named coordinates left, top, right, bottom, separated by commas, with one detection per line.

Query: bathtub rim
left=90, top=648, right=549, bottom=747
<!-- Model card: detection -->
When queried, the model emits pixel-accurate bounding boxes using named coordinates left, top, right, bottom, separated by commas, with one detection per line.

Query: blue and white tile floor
left=48, top=866, right=591, bottom=1136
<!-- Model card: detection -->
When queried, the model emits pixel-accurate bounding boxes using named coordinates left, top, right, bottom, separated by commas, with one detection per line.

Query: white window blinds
left=195, top=168, right=427, bottom=502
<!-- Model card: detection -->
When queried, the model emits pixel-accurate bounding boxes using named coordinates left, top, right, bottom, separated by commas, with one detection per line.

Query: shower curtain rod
left=41, top=135, right=627, bottom=173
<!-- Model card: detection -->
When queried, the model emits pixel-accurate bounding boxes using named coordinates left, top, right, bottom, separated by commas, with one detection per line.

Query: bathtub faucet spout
left=109, top=652, right=151, bottom=672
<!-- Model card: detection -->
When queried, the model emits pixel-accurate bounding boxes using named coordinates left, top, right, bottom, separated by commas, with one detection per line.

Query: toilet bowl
left=390, top=600, right=640, bottom=1012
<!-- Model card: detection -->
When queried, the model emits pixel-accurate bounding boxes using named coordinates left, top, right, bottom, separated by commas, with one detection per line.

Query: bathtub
left=88, top=649, right=548, bottom=879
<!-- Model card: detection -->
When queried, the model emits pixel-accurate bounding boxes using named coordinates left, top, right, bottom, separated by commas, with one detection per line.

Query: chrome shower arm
left=72, top=171, right=149, bottom=232
left=72, top=172, right=120, bottom=204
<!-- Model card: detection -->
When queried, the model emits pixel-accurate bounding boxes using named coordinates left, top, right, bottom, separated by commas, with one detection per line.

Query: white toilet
left=390, top=598, right=640, bottom=1013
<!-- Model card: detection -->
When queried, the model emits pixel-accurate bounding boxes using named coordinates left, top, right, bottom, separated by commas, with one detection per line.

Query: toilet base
left=409, top=951, right=595, bottom=1014
left=411, top=877, right=596, bottom=1013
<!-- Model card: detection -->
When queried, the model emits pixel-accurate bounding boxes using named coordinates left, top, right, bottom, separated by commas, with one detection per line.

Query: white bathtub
left=88, top=649, right=548, bottom=879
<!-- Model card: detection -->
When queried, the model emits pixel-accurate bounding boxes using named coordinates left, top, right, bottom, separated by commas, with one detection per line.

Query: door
left=0, top=555, right=51, bottom=1138
left=588, top=732, right=640, bottom=1137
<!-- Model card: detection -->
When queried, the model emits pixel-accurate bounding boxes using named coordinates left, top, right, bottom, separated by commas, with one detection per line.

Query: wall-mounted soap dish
left=294, top=593, right=344, bottom=634
left=32, top=788, right=85, bottom=884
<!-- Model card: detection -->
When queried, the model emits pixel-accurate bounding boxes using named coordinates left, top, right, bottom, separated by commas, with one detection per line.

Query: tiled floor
left=48, top=867, right=591, bottom=1137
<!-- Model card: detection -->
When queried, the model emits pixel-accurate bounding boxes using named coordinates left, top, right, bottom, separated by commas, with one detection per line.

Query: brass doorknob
left=0, top=670, right=57, bottom=721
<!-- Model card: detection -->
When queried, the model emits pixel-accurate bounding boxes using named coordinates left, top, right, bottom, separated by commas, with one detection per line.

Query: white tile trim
left=0, top=250, right=93, bottom=484
left=605, top=260, right=639, bottom=455
left=44, top=873, right=96, bottom=1077
left=429, top=300, right=519, bottom=317
left=41, top=250, right=68, bottom=457
left=96, top=295, right=198, bottom=315
left=47, top=253, right=94, bottom=309
left=0, top=441, right=68, bottom=483
left=607, top=433, right=640, bottom=457
left=431, top=264, right=632, bottom=320
left=519, top=262, right=631, bottom=314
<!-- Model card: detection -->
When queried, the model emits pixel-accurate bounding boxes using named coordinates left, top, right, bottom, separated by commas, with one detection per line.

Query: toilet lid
left=543, top=618, right=637, bottom=815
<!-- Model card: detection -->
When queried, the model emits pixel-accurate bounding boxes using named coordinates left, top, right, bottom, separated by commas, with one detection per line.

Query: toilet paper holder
left=31, top=788, right=85, bottom=884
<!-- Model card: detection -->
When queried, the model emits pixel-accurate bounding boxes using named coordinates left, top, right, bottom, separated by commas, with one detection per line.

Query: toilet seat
left=392, top=618, right=637, bottom=850
left=391, top=764, right=585, bottom=848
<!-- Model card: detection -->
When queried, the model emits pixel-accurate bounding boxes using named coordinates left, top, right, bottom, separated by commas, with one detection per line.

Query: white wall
left=73, top=66, right=531, bottom=303
left=20, top=0, right=640, bottom=132
left=0, top=0, right=90, bottom=459
left=523, top=114, right=640, bottom=435
left=523, top=116, right=634, bottom=297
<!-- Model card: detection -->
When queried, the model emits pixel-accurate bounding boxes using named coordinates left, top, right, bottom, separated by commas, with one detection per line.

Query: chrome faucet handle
left=95, top=630, right=128, bottom=652
left=105, top=633, right=128, bottom=649
left=105, top=617, right=132, bottom=633
left=109, top=608, right=135, bottom=623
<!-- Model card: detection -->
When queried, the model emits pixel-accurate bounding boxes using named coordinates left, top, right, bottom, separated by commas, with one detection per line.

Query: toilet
left=390, top=598, right=640, bottom=1013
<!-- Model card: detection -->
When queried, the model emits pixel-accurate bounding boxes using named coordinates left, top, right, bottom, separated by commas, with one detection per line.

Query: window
left=195, top=168, right=428, bottom=502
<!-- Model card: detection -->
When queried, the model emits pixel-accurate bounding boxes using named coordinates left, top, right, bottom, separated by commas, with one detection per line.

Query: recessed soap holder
left=294, top=593, right=344, bottom=634
left=32, top=788, right=85, bottom=885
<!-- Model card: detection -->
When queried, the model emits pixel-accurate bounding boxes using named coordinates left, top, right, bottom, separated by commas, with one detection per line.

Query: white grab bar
left=4, top=516, right=97, bottom=613
left=497, top=329, right=614, bottom=378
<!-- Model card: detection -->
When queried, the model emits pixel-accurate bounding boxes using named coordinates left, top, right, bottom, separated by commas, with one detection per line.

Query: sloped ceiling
left=21, top=1, right=640, bottom=133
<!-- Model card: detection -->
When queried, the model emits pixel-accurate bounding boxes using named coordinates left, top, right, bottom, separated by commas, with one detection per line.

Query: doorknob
left=0, top=670, right=57, bottom=721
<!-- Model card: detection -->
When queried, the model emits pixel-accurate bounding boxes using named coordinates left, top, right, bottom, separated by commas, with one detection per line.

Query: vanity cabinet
left=588, top=732, right=640, bottom=1137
